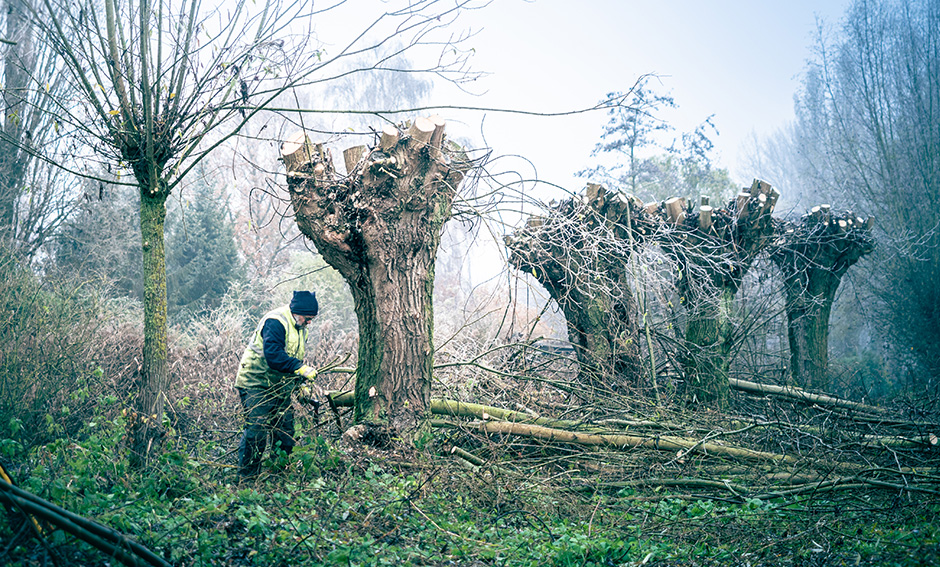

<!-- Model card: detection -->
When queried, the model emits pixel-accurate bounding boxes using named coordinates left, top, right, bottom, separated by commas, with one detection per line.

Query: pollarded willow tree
left=659, top=179, right=778, bottom=407
left=283, top=118, right=473, bottom=441
left=791, top=0, right=940, bottom=379
left=508, top=179, right=778, bottom=408
left=27, top=0, right=480, bottom=465
left=505, top=183, right=654, bottom=390
left=770, top=206, right=874, bottom=391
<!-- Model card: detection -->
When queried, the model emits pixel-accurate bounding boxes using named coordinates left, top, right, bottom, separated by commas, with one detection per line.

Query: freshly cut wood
left=343, top=145, right=367, bottom=175
left=769, top=188, right=780, bottom=211
left=699, top=205, right=713, bottom=231
left=471, top=419, right=802, bottom=464
left=379, top=125, right=400, bottom=151
left=408, top=116, right=435, bottom=146
left=729, top=377, right=886, bottom=414
left=428, top=114, right=446, bottom=149
left=857, top=434, right=939, bottom=448
left=428, top=114, right=447, bottom=159
left=735, top=191, right=751, bottom=220
left=281, top=131, right=311, bottom=173
left=586, top=183, right=605, bottom=202
left=665, top=197, right=686, bottom=224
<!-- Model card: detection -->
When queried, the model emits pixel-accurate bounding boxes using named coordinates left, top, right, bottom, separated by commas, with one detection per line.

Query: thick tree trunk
left=130, top=192, right=169, bottom=467
left=782, top=269, right=838, bottom=391
left=683, top=286, right=734, bottom=406
left=345, top=212, right=437, bottom=434
left=771, top=210, right=874, bottom=391
left=667, top=179, right=778, bottom=408
left=506, top=186, right=647, bottom=389
left=285, top=118, right=471, bottom=442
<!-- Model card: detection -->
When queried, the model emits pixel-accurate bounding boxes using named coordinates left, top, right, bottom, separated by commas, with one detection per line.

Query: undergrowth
left=1, top=408, right=937, bottom=567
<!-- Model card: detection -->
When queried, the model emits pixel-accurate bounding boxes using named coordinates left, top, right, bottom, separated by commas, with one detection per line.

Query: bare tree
left=505, top=184, right=649, bottom=390
left=659, top=181, right=779, bottom=406
left=507, top=180, right=780, bottom=408
left=790, top=0, right=940, bottom=381
left=0, top=0, right=77, bottom=258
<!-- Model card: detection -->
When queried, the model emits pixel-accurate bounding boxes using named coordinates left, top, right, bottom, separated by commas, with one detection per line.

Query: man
left=234, top=290, right=322, bottom=482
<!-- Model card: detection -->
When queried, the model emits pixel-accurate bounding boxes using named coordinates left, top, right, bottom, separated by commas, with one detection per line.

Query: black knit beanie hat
left=290, top=290, right=319, bottom=316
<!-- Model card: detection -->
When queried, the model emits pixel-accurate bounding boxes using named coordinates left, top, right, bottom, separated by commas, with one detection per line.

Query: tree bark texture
left=130, top=192, right=169, bottom=467
left=506, top=185, right=651, bottom=389
left=770, top=209, right=874, bottom=391
left=666, top=179, right=778, bottom=408
left=682, top=286, right=734, bottom=405
left=284, top=117, right=471, bottom=441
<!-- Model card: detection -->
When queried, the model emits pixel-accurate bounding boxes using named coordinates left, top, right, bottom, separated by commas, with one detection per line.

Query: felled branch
left=0, top=480, right=169, bottom=567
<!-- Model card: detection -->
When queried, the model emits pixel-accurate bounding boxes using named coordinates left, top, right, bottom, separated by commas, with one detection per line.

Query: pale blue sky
left=438, top=0, right=852, bottom=194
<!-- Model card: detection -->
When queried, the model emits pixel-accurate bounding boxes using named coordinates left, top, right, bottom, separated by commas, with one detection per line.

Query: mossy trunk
left=545, top=277, right=642, bottom=388
left=782, top=269, right=838, bottom=391
left=771, top=212, right=875, bottom=392
left=683, top=285, right=733, bottom=407
left=130, top=191, right=169, bottom=467
left=505, top=188, right=647, bottom=389
left=347, top=210, right=441, bottom=435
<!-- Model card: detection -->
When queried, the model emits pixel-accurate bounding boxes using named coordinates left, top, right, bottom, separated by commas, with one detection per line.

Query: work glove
left=294, top=364, right=317, bottom=381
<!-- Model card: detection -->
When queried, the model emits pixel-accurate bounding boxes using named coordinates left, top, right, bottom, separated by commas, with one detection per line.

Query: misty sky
left=437, top=0, right=852, bottom=195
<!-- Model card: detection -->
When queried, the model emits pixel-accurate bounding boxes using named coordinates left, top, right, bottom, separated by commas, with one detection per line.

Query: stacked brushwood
left=324, top=388, right=939, bottom=504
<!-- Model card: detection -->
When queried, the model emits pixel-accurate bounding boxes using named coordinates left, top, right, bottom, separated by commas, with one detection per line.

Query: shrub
left=0, top=247, right=107, bottom=453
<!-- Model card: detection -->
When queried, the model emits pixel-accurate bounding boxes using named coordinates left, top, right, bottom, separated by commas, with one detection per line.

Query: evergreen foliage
left=53, top=186, right=142, bottom=299
left=166, top=170, right=245, bottom=323
left=579, top=79, right=737, bottom=203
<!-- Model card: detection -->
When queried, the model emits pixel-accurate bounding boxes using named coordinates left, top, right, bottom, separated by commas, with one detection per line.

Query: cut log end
left=380, top=125, right=400, bottom=152
left=665, top=196, right=687, bottom=224
left=428, top=114, right=446, bottom=151
left=280, top=131, right=312, bottom=173
left=699, top=205, right=713, bottom=231
left=343, top=145, right=367, bottom=176
left=408, top=117, right=435, bottom=146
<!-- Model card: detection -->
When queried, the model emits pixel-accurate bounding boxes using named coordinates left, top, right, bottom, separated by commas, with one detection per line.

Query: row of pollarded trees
left=278, top=117, right=872, bottom=440
left=506, top=180, right=875, bottom=407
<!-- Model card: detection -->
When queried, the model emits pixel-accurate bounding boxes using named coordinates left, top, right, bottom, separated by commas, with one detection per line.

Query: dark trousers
left=237, top=387, right=295, bottom=480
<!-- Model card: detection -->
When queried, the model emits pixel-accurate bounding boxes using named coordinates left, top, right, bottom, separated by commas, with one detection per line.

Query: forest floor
left=2, top=391, right=939, bottom=567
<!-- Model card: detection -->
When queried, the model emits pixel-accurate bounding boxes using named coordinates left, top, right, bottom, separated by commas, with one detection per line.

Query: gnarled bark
left=506, top=184, right=652, bottom=389
left=662, top=180, right=779, bottom=408
left=770, top=207, right=874, bottom=390
left=284, top=117, right=471, bottom=441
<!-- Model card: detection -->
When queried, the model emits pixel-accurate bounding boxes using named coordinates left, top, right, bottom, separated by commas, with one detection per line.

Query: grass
left=2, top=410, right=938, bottom=567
